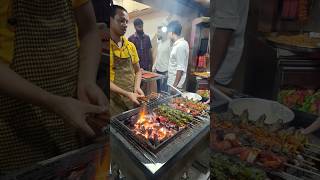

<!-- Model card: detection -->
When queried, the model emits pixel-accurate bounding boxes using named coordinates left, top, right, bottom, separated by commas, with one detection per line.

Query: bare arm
left=110, top=81, right=130, bottom=97
left=75, top=2, right=100, bottom=86
left=75, top=2, right=108, bottom=108
left=211, top=28, right=234, bottom=78
left=302, top=117, right=320, bottom=134
left=133, top=63, right=142, bottom=91
left=173, top=70, right=183, bottom=87
left=0, top=62, right=59, bottom=111
left=149, top=48, right=154, bottom=70
left=302, top=108, right=320, bottom=134
left=110, top=81, right=141, bottom=105
left=0, top=60, right=104, bottom=137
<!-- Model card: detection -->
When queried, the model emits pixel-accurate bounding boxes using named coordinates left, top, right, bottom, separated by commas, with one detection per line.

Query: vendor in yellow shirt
left=0, top=0, right=108, bottom=171
left=110, top=5, right=144, bottom=117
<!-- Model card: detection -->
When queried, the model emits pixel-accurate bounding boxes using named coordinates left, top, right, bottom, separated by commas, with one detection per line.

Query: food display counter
left=210, top=88, right=320, bottom=180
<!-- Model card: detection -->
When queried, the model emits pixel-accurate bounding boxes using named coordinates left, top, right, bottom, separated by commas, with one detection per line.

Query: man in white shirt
left=153, top=25, right=172, bottom=92
left=167, top=20, right=189, bottom=89
left=211, top=0, right=250, bottom=86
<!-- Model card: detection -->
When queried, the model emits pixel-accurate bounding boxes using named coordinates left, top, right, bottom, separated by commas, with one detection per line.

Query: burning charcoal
left=153, top=134, right=159, bottom=146
left=147, top=128, right=153, bottom=136
left=149, top=137, right=155, bottom=145
left=155, top=123, right=161, bottom=128
left=156, top=117, right=161, bottom=123
left=130, top=115, right=137, bottom=121
left=130, top=120, right=136, bottom=127
left=140, top=125, right=146, bottom=134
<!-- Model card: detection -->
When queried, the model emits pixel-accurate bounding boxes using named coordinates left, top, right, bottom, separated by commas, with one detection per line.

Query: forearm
left=0, top=62, right=59, bottom=111
left=211, top=28, right=233, bottom=77
left=78, top=30, right=101, bottom=83
left=173, top=70, right=183, bottom=87
left=134, top=65, right=142, bottom=89
left=303, top=117, right=320, bottom=134
left=110, top=81, right=130, bottom=97
left=76, top=2, right=101, bottom=84
left=150, top=49, right=154, bottom=67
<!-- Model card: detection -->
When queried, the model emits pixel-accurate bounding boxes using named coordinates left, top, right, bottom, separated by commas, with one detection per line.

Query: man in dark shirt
left=92, top=0, right=112, bottom=98
left=128, top=18, right=153, bottom=71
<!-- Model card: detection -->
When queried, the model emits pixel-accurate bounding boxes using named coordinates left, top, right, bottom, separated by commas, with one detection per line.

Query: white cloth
left=167, top=38, right=189, bottom=89
left=212, top=0, right=250, bottom=85
left=154, top=39, right=172, bottom=72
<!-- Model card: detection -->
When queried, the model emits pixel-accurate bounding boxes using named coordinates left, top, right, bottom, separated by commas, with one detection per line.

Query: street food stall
left=110, top=0, right=211, bottom=179
left=210, top=0, right=320, bottom=178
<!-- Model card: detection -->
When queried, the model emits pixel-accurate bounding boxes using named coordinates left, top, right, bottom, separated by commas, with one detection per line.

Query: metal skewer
left=303, top=153, right=320, bottom=162
left=306, top=143, right=320, bottom=151
left=284, top=163, right=320, bottom=177
left=168, top=84, right=183, bottom=95
left=299, top=158, right=315, bottom=166
left=272, top=171, right=306, bottom=180
left=301, top=162, right=320, bottom=172
left=305, top=147, right=320, bottom=156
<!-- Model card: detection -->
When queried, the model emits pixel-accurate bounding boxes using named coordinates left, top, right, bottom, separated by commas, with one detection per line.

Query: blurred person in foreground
left=0, top=0, right=108, bottom=171
left=210, top=0, right=250, bottom=98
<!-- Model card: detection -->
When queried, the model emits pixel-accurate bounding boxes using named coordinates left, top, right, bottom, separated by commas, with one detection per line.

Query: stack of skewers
left=211, top=110, right=320, bottom=179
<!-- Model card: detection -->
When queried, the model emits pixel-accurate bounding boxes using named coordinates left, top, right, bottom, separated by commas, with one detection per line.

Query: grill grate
left=111, top=96, right=208, bottom=157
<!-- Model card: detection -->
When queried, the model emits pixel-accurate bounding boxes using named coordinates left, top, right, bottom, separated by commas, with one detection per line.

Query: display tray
left=265, top=34, right=320, bottom=53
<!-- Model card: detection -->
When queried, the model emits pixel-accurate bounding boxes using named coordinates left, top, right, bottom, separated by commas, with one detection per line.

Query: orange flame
left=132, top=106, right=175, bottom=143
left=92, top=143, right=110, bottom=180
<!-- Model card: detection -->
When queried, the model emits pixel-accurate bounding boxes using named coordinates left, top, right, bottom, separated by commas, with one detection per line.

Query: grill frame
left=111, top=95, right=209, bottom=153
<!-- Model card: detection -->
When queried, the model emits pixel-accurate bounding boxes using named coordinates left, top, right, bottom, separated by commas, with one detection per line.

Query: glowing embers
left=124, top=106, right=180, bottom=147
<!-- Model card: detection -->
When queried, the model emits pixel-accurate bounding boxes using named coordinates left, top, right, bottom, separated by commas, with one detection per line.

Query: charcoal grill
left=142, top=91, right=177, bottom=107
left=110, top=91, right=210, bottom=179
left=111, top=96, right=208, bottom=154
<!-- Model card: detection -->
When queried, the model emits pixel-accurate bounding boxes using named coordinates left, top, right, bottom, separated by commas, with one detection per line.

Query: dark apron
left=0, top=0, right=80, bottom=171
left=110, top=46, right=136, bottom=117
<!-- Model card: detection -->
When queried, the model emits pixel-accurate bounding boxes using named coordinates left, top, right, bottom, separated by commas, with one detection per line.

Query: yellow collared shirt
left=110, top=36, right=139, bottom=81
left=0, top=0, right=88, bottom=64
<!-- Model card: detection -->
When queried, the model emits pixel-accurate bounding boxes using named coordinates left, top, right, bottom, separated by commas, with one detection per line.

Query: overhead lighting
left=161, top=26, right=167, bottom=33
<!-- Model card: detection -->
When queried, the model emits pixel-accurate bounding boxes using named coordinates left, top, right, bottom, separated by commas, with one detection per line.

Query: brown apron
left=110, top=46, right=136, bottom=117
left=0, top=0, right=80, bottom=171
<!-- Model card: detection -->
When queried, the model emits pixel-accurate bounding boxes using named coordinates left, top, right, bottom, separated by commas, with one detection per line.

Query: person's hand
left=134, top=87, right=145, bottom=96
left=78, top=82, right=108, bottom=107
left=51, top=96, right=107, bottom=137
left=126, top=92, right=143, bottom=105
left=77, top=82, right=109, bottom=134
